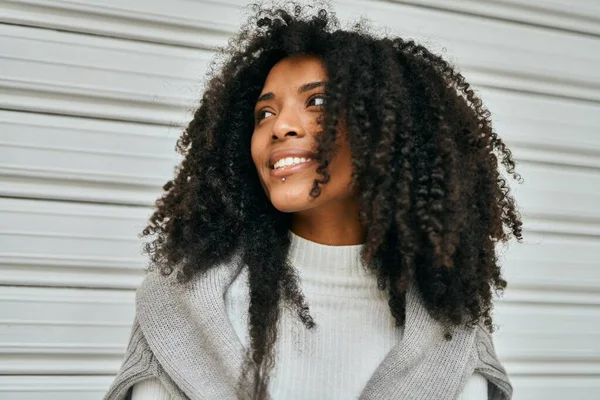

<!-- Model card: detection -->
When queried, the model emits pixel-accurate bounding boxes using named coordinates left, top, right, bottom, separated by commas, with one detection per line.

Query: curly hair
left=140, top=3, right=522, bottom=398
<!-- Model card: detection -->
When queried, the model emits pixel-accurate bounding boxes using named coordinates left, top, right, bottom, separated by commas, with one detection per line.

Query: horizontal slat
left=501, top=231, right=600, bottom=294
left=482, top=89, right=600, bottom=170
left=513, top=161, right=600, bottom=227
left=1, top=0, right=599, bottom=110
left=1, top=285, right=597, bottom=376
left=0, top=0, right=238, bottom=48
left=392, top=0, right=600, bottom=36
left=0, top=263, right=143, bottom=291
left=333, top=0, right=600, bottom=102
left=4, top=0, right=600, bottom=47
left=513, top=162, right=600, bottom=222
left=511, top=147, right=600, bottom=170
left=0, top=110, right=180, bottom=183
left=2, top=376, right=598, bottom=400
left=0, top=198, right=147, bottom=289
left=504, top=360, right=600, bottom=377
left=0, top=110, right=179, bottom=206
left=2, top=376, right=597, bottom=400
left=503, top=287, right=600, bottom=307
left=1, top=190, right=598, bottom=292
left=0, top=174, right=160, bottom=206
left=493, top=301, right=600, bottom=368
left=0, top=23, right=210, bottom=124
left=522, top=217, right=600, bottom=238
left=0, top=376, right=112, bottom=400
left=510, top=376, right=600, bottom=400
left=0, top=286, right=134, bottom=374
left=0, top=354, right=121, bottom=376
left=2, top=100, right=599, bottom=214
left=1, top=1, right=597, bottom=397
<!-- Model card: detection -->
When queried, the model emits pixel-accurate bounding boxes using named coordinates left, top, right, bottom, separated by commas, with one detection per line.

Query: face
left=251, top=54, right=355, bottom=213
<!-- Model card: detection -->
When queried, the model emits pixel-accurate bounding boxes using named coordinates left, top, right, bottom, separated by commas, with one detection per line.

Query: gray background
left=1, top=0, right=599, bottom=398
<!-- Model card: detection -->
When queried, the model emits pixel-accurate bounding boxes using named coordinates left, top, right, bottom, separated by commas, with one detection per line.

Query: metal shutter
left=1, top=1, right=598, bottom=398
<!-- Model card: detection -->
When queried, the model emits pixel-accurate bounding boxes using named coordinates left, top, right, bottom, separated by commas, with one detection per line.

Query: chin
left=268, top=185, right=316, bottom=213
left=271, top=202, right=314, bottom=214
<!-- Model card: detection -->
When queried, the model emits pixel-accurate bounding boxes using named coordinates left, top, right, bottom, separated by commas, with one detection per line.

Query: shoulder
left=136, top=269, right=181, bottom=305
left=136, top=253, right=246, bottom=305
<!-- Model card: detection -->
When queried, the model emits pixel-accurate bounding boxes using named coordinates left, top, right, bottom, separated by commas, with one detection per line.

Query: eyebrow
left=256, top=81, right=326, bottom=104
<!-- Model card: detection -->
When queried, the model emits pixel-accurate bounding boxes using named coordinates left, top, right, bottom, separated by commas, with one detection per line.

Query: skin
left=251, top=54, right=365, bottom=245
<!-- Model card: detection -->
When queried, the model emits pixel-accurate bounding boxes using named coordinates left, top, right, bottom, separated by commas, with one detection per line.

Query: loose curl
left=141, top=3, right=522, bottom=398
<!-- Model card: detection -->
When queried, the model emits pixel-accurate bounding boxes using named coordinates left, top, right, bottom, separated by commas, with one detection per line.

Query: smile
left=270, top=158, right=317, bottom=178
left=273, top=157, right=312, bottom=170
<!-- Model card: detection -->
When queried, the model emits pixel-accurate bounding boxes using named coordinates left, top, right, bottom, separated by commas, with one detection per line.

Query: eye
left=256, top=109, right=274, bottom=122
left=308, top=94, right=326, bottom=107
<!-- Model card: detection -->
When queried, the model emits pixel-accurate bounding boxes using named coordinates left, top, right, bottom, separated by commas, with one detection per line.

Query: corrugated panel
left=0, top=110, right=180, bottom=205
left=333, top=0, right=600, bottom=102
left=0, top=376, right=113, bottom=400
left=0, top=24, right=211, bottom=124
left=485, top=89, right=600, bottom=170
left=0, top=286, right=134, bottom=374
left=3, top=197, right=593, bottom=292
left=2, top=91, right=598, bottom=206
left=2, top=266, right=600, bottom=370
left=0, top=279, right=597, bottom=377
left=515, top=162, right=600, bottom=225
left=0, top=0, right=238, bottom=48
left=510, top=377, right=600, bottom=400
left=1, top=0, right=599, bottom=104
left=392, top=0, right=600, bottom=36
left=502, top=232, right=600, bottom=293
left=495, top=301, right=600, bottom=369
left=0, top=0, right=599, bottom=398
left=0, top=198, right=147, bottom=289
left=2, top=0, right=599, bottom=46
left=495, top=299, right=600, bottom=399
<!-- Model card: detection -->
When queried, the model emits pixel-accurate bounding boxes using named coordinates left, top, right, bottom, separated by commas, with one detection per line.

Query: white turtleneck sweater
left=131, top=231, right=487, bottom=399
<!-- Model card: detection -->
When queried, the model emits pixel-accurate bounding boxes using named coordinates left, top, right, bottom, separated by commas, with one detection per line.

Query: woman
left=106, top=4, right=522, bottom=400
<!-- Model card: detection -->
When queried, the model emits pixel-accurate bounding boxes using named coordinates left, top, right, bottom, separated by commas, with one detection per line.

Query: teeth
left=273, top=157, right=311, bottom=170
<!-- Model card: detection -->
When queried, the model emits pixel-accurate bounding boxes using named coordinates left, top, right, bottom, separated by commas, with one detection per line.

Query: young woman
left=106, top=4, right=522, bottom=400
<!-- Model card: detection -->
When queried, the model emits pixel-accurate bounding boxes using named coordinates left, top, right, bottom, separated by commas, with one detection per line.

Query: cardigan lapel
left=137, top=262, right=478, bottom=400
left=136, top=258, right=258, bottom=400
left=359, top=283, right=478, bottom=400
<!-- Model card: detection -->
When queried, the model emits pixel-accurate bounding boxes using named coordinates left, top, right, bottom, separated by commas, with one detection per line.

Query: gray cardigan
left=104, top=258, right=512, bottom=400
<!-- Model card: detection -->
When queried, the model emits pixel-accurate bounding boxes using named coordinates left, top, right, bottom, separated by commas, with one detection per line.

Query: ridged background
left=0, top=0, right=599, bottom=398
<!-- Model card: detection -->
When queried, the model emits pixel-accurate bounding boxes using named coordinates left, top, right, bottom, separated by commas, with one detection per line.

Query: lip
left=268, top=148, right=317, bottom=168
left=270, top=159, right=318, bottom=177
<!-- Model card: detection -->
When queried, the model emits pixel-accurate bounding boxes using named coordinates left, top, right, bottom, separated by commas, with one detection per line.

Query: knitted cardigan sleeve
left=105, top=319, right=511, bottom=400
left=474, top=325, right=513, bottom=400
left=103, top=318, right=188, bottom=400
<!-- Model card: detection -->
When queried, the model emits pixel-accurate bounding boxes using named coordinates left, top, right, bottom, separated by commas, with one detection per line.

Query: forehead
left=261, top=54, right=327, bottom=90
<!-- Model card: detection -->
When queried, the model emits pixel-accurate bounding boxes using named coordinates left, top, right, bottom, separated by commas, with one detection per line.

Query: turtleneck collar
left=287, top=230, right=369, bottom=276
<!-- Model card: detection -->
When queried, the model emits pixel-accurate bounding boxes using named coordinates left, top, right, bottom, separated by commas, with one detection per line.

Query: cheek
left=328, top=139, right=354, bottom=189
left=250, top=134, right=264, bottom=172
left=323, top=166, right=354, bottom=199
left=250, top=133, right=271, bottom=194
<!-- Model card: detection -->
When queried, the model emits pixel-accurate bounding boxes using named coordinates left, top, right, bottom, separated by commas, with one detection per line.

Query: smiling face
left=251, top=54, right=356, bottom=214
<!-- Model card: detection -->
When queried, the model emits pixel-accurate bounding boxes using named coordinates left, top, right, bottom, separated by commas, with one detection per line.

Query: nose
left=271, top=108, right=304, bottom=141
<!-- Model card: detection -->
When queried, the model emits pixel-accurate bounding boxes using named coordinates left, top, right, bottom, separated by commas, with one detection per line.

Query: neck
left=290, top=196, right=365, bottom=245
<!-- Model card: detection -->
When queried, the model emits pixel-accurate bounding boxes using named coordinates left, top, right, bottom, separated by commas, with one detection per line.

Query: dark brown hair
left=141, top=4, right=522, bottom=398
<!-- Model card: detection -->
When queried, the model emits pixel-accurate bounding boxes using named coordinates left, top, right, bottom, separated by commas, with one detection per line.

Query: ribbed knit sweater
left=105, top=231, right=512, bottom=400
left=129, top=232, right=487, bottom=399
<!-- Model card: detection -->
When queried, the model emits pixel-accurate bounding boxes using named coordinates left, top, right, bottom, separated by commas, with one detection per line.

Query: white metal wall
left=1, top=0, right=599, bottom=398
